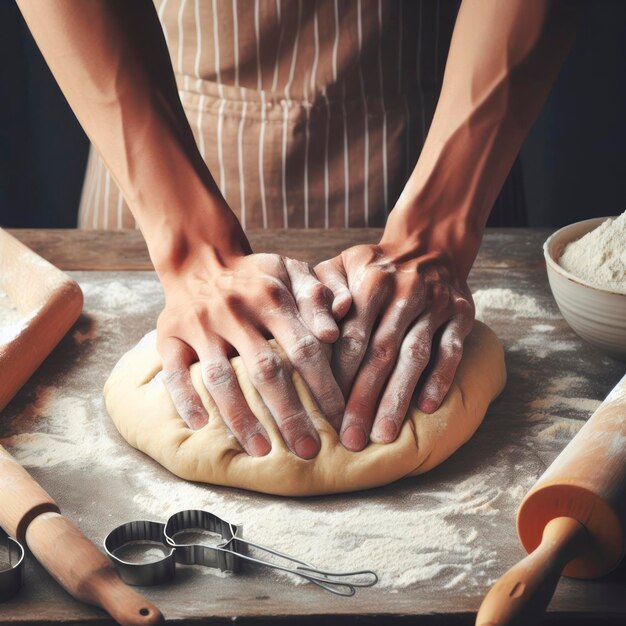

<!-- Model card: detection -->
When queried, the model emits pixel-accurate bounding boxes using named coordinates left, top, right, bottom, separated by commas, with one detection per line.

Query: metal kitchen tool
left=0, top=444, right=163, bottom=625
left=0, top=528, right=24, bottom=602
left=104, top=509, right=378, bottom=596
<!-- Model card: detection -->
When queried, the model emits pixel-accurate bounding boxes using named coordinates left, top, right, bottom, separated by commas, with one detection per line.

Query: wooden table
left=1, top=229, right=625, bottom=626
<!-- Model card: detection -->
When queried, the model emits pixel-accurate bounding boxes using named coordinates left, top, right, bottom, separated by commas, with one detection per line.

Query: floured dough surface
left=104, top=321, right=506, bottom=496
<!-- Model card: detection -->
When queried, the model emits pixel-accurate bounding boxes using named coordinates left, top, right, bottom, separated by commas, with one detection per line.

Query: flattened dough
left=104, top=321, right=506, bottom=496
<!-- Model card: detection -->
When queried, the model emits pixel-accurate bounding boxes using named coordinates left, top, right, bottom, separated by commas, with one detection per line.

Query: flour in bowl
left=559, top=211, right=626, bottom=294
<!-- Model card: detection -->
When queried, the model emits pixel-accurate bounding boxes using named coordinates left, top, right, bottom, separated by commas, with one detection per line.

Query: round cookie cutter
left=0, top=528, right=24, bottom=602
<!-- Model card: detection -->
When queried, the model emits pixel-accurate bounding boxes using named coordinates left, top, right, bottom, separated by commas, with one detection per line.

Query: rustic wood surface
left=0, top=229, right=625, bottom=626
left=7, top=228, right=550, bottom=271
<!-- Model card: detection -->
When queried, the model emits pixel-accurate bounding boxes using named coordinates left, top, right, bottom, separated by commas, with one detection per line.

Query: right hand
left=156, top=250, right=348, bottom=459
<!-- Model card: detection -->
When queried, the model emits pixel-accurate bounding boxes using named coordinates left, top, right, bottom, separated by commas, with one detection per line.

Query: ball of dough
left=104, top=321, right=506, bottom=496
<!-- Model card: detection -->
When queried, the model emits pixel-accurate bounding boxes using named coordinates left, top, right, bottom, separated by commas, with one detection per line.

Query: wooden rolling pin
left=0, top=444, right=163, bottom=625
left=476, top=374, right=626, bottom=626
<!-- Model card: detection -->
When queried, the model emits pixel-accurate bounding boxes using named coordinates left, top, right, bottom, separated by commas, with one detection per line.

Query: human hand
left=315, top=244, right=475, bottom=452
left=156, top=250, right=345, bottom=459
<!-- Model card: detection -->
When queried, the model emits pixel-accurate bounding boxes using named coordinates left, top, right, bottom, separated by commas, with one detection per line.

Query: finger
left=236, top=331, right=321, bottom=459
left=197, top=341, right=271, bottom=457
left=159, top=336, right=209, bottom=430
left=331, top=274, right=391, bottom=398
left=369, top=316, right=437, bottom=443
left=340, top=297, right=423, bottom=451
left=268, top=312, right=345, bottom=433
left=314, top=259, right=353, bottom=320
left=416, top=317, right=469, bottom=414
left=284, top=257, right=339, bottom=342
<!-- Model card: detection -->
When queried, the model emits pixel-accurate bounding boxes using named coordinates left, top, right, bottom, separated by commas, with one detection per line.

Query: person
left=17, top=0, right=578, bottom=459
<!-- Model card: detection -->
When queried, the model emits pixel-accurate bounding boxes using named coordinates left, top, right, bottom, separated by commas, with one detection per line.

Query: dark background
left=1, top=1, right=624, bottom=229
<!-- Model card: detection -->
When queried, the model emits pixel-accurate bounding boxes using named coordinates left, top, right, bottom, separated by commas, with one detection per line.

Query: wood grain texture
left=477, top=517, right=590, bottom=626
left=25, top=513, right=162, bottom=626
left=0, top=444, right=59, bottom=543
left=6, top=228, right=552, bottom=271
left=0, top=228, right=83, bottom=411
left=0, top=229, right=624, bottom=626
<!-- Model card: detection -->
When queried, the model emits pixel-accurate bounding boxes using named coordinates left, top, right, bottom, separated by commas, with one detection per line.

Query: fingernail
left=372, top=418, right=397, bottom=443
left=342, top=424, right=367, bottom=451
left=419, top=398, right=439, bottom=414
left=248, top=433, right=271, bottom=457
left=294, top=435, right=319, bottom=459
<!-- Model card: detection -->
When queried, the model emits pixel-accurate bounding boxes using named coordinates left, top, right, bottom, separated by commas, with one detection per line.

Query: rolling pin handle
left=25, top=512, right=164, bottom=625
left=86, top=569, right=164, bottom=626
left=476, top=517, right=589, bottom=626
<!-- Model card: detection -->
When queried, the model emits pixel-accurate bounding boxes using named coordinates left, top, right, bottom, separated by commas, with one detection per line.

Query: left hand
left=315, top=244, right=475, bottom=452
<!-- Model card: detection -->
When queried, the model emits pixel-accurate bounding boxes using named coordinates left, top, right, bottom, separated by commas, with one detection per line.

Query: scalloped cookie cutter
left=104, top=509, right=377, bottom=596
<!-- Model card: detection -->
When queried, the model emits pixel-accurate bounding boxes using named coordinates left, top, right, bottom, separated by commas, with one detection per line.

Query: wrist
left=148, top=200, right=251, bottom=283
left=380, top=199, right=482, bottom=279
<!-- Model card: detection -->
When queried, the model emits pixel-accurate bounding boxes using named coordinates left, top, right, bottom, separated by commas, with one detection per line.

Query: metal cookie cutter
left=104, top=510, right=377, bottom=596
left=0, top=528, right=24, bottom=602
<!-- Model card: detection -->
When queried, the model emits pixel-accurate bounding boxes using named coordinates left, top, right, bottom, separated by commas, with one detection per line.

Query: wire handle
left=227, top=533, right=378, bottom=596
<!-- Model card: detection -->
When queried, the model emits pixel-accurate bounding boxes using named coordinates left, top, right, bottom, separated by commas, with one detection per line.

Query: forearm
left=383, top=0, right=579, bottom=277
left=17, top=0, right=249, bottom=274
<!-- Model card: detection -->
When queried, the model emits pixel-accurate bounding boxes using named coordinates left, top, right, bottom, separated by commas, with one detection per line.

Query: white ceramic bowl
left=544, top=217, right=626, bottom=361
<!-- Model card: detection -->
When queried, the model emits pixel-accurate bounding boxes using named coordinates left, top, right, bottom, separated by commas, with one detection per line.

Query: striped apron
left=78, top=0, right=460, bottom=230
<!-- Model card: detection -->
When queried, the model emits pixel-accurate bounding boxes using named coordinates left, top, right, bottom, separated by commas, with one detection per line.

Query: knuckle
left=316, top=386, right=344, bottom=413
left=339, top=331, right=366, bottom=358
left=314, top=258, right=332, bottom=275
left=347, top=396, right=374, bottom=419
left=439, top=336, right=464, bottom=363
left=368, top=338, right=396, bottom=365
left=404, top=336, right=431, bottom=364
left=430, top=285, right=451, bottom=310
left=289, top=335, right=322, bottom=361
left=227, top=409, right=253, bottom=434
left=289, top=258, right=309, bottom=275
left=257, top=252, right=280, bottom=268
left=446, top=337, right=464, bottom=356
left=162, top=368, right=184, bottom=387
left=309, top=281, right=332, bottom=303
left=428, top=372, right=452, bottom=394
left=202, top=359, right=233, bottom=387
left=278, top=410, right=308, bottom=432
left=251, top=350, right=283, bottom=384
left=221, top=290, right=242, bottom=311
left=263, top=278, right=287, bottom=304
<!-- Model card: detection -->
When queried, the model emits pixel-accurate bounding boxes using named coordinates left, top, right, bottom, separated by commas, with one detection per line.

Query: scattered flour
left=525, top=374, right=600, bottom=443
left=0, top=378, right=501, bottom=590
left=559, top=211, right=626, bottom=294
left=531, top=324, right=555, bottom=333
left=0, top=272, right=608, bottom=596
left=535, top=419, right=582, bottom=440
left=472, top=290, right=576, bottom=357
left=0, top=386, right=127, bottom=470
left=80, top=279, right=160, bottom=314
left=473, top=288, right=558, bottom=321
left=509, top=334, right=578, bottom=358
left=2, top=274, right=506, bottom=592
left=130, top=473, right=500, bottom=590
